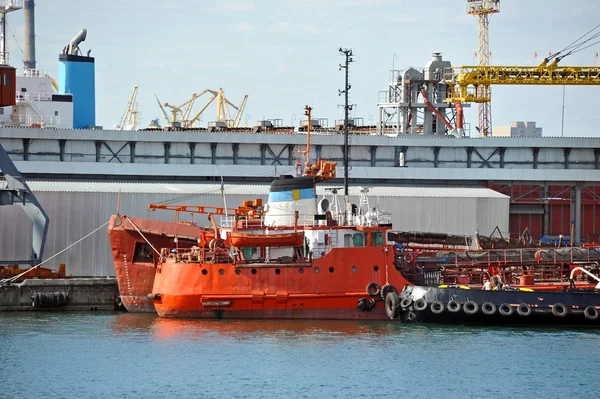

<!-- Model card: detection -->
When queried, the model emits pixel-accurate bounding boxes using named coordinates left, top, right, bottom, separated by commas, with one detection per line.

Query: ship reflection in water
left=111, top=312, right=402, bottom=342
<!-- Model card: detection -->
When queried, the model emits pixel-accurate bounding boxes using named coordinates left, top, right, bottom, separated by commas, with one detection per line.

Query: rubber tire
left=400, top=297, right=413, bottom=309
left=584, top=306, right=599, bottom=320
left=430, top=301, right=445, bottom=314
left=447, top=300, right=461, bottom=313
left=517, top=303, right=532, bottom=317
left=380, top=284, right=397, bottom=301
left=414, top=298, right=428, bottom=312
left=464, top=300, right=479, bottom=315
left=552, top=303, right=568, bottom=317
left=366, top=282, right=381, bottom=297
left=499, top=303, right=514, bottom=317
left=356, top=297, right=370, bottom=312
left=482, top=302, right=497, bottom=316
left=385, top=292, right=401, bottom=319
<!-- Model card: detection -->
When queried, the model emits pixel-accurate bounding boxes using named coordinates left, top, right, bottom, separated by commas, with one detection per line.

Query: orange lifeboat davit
left=229, top=231, right=305, bottom=248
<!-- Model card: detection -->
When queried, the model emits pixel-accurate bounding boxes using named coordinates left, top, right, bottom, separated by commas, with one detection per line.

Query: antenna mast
left=339, top=47, right=353, bottom=224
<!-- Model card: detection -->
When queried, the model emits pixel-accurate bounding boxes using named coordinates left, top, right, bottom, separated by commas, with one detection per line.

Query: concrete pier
left=0, top=278, right=121, bottom=311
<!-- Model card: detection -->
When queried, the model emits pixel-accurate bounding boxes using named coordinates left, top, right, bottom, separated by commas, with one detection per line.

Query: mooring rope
left=124, top=215, right=162, bottom=257
left=1, top=220, right=111, bottom=284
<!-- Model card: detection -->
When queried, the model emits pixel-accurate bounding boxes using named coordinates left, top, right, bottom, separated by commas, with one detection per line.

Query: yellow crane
left=214, top=88, right=249, bottom=128
left=446, top=62, right=600, bottom=103
left=154, top=94, right=170, bottom=126
left=183, top=89, right=218, bottom=128
left=446, top=23, right=600, bottom=135
left=116, top=85, right=139, bottom=131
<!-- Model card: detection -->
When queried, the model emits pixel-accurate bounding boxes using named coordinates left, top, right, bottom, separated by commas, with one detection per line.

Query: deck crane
left=116, top=85, right=139, bottom=131
left=214, top=88, right=249, bottom=128
left=445, top=24, right=600, bottom=133
left=154, top=94, right=170, bottom=126
left=164, top=94, right=201, bottom=126
left=182, top=89, right=218, bottom=128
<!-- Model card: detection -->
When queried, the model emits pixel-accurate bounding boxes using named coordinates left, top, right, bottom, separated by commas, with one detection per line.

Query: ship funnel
left=68, top=29, right=87, bottom=55
left=23, top=0, right=36, bottom=70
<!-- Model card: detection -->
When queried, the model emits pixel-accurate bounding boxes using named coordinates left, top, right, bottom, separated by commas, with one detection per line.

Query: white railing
left=220, top=210, right=391, bottom=229
left=16, top=91, right=53, bottom=102
left=10, top=113, right=60, bottom=127
left=22, top=69, right=53, bottom=78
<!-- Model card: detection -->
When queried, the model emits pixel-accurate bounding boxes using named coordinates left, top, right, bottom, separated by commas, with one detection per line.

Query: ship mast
left=339, top=47, right=353, bottom=224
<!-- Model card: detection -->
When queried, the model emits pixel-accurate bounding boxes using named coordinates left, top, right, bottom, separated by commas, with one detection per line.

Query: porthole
left=298, top=268, right=304, bottom=274
left=201, top=269, right=208, bottom=275
left=373, top=265, right=379, bottom=272
left=234, top=269, right=241, bottom=275
left=351, top=266, right=357, bottom=272
left=251, top=269, right=257, bottom=275
left=329, top=267, right=334, bottom=273
left=275, top=269, right=281, bottom=275
left=218, top=269, right=224, bottom=275
left=313, top=267, right=319, bottom=273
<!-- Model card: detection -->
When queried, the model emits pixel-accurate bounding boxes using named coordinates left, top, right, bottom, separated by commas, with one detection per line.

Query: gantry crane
left=214, top=88, right=248, bottom=128
left=467, top=0, right=500, bottom=136
left=116, top=85, right=139, bottom=131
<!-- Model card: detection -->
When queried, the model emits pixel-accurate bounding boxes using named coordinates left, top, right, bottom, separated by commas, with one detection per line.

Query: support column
left=129, top=141, right=136, bottom=163
left=232, top=143, right=239, bottom=165
left=287, top=144, right=294, bottom=165
left=595, top=149, right=600, bottom=170
left=260, top=144, right=266, bottom=165
left=466, top=147, right=473, bottom=168
left=94, top=141, right=101, bottom=162
left=189, top=142, right=195, bottom=164
left=543, top=184, right=549, bottom=236
left=575, top=185, right=582, bottom=244
left=563, top=148, right=571, bottom=170
left=370, top=145, right=377, bottom=167
left=498, top=147, right=505, bottom=169
left=211, top=143, right=218, bottom=165
left=433, top=147, right=440, bottom=168
left=59, top=139, right=66, bottom=162
left=532, top=148, right=539, bottom=169
left=164, top=142, right=171, bottom=164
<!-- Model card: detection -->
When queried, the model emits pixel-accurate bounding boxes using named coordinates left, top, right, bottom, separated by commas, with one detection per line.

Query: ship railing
left=221, top=212, right=388, bottom=230
left=9, top=113, right=60, bottom=127
left=16, top=91, right=53, bottom=102
left=21, top=69, right=53, bottom=78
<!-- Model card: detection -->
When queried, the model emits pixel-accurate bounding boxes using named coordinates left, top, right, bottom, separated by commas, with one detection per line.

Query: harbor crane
left=115, top=85, right=139, bottom=131
left=466, top=0, right=499, bottom=136
left=446, top=21, right=600, bottom=133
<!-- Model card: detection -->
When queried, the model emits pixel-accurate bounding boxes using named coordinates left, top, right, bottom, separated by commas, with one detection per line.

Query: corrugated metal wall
left=0, top=190, right=508, bottom=276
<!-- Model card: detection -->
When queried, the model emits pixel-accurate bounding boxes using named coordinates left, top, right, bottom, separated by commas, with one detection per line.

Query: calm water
left=1, top=312, right=599, bottom=399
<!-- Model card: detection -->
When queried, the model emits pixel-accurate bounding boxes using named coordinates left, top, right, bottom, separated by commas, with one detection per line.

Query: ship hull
left=153, top=245, right=410, bottom=320
left=399, top=285, right=600, bottom=327
left=108, top=215, right=201, bottom=313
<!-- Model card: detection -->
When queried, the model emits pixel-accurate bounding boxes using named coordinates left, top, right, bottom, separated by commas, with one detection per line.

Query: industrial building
left=0, top=182, right=509, bottom=276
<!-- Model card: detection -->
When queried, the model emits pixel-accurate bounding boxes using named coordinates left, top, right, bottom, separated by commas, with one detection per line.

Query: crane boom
left=185, top=90, right=218, bottom=128
left=232, top=95, right=248, bottom=128
left=154, top=94, right=170, bottom=125
left=118, top=85, right=139, bottom=130
left=446, top=64, right=600, bottom=103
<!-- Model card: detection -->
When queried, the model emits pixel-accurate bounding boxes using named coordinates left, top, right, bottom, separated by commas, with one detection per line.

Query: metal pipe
left=68, top=29, right=87, bottom=55
left=23, top=0, right=36, bottom=70
left=419, top=89, right=454, bottom=131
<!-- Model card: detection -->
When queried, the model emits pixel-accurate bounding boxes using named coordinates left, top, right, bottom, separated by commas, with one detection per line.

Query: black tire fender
left=482, top=302, right=497, bottom=315
left=517, top=303, right=532, bottom=317
left=400, top=297, right=413, bottom=309
left=366, top=282, right=381, bottom=297
left=430, top=301, right=445, bottom=314
left=584, top=306, right=599, bottom=320
left=447, top=300, right=461, bottom=313
left=498, top=303, right=514, bottom=317
left=464, top=300, right=479, bottom=315
left=385, top=292, right=401, bottom=319
left=380, top=284, right=397, bottom=301
left=414, top=297, right=428, bottom=312
left=552, top=303, right=568, bottom=317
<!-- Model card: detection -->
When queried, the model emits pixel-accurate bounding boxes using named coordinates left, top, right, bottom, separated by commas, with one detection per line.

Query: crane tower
left=467, top=0, right=499, bottom=136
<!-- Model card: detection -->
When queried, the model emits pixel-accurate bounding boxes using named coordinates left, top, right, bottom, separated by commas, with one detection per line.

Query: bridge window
left=344, top=234, right=352, bottom=247
left=371, top=231, right=384, bottom=246
left=353, top=233, right=365, bottom=247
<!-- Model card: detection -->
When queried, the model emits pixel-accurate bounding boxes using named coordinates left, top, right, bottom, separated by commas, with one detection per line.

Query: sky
left=5, top=0, right=600, bottom=137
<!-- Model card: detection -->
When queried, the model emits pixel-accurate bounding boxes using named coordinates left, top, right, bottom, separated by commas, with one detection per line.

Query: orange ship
left=108, top=215, right=203, bottom=312
left=147, top=106, right=410, bottom=320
